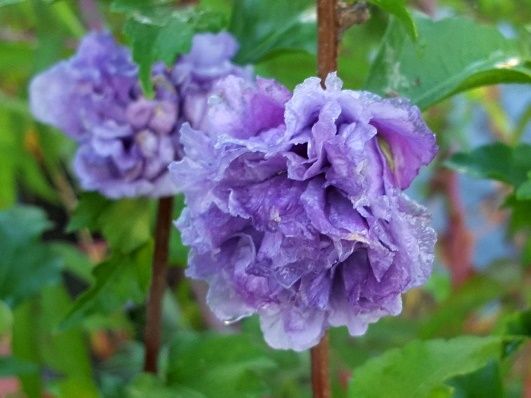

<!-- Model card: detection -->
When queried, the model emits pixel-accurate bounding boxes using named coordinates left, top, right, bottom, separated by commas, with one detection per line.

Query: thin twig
left=143, top=196, right=173, bottom=373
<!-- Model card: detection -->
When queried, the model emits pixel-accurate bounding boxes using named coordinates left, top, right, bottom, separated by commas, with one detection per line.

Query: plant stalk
left=143, top=196, right=173, bottom=373
left=311, top=0, right=338, bottom=396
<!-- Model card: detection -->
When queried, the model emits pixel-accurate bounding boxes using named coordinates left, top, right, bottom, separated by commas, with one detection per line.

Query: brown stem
left=311, top=334, right=331, bottom=398
left=311, top=0, right=338, bottom=396
left=143, top=196, right=173, bottom=373
left=317, top=0, right=339, bottom=80
left=78, top=0, right=104, bottom=31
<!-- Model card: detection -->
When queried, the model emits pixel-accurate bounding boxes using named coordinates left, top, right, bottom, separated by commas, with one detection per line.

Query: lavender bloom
left=30, top=31, right=248, bottom=198
left=171, top=73, right=438, bottom=351
left=172, top=32, right=253, bottom=129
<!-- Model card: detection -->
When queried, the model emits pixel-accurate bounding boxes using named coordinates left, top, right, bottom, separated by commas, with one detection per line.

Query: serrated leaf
left=60, top=243, right=152, bottom=330
left=365, top=15, right=530, bottom=109
left=348, top=336, right=511, bottom=398
left=446, top=143, right=531, bottom=188
left=229, top=0, right=315, bottom=64
left=0, top=206, right=63, bottom=307
left=367, top=0, right=417, bottom=39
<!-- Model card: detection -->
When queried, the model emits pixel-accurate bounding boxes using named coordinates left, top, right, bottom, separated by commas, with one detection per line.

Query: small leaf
left=367, top=0, right=417, bottom=39
left=348, top=336, right=512, bottom=398
left=68, top=192, right=111, bottom=232
left=446, top=143, right=531, bottom=187
left=124, top=14, right=194, bottom=93
left=365, top=15, right=530, bottom=109
left=516, top=176, right=531, bottom=200
left=229, top=0, right=315, bottom=64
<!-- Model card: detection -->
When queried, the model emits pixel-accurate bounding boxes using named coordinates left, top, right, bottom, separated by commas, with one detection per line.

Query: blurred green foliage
left=0, top=0, right=529, bottom=397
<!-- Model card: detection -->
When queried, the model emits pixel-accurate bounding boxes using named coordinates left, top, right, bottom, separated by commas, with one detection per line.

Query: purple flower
left=171, top=73, right=438, bottom=351
left=30, top=31, right=248, bottom=198
left=172, top=32, right=253, bottom=129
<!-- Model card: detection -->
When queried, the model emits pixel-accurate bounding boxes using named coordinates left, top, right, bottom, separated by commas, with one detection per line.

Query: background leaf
left=365, top=15, right=530, bottom=109
left=348, top=336, right=511, bottom=398
left=0, top=206, right=63, bottom=307
left=446, top=143, right=531, bottom=187
left=229, top=0, right=315, bottom=64
left=367, top=0, right=417, bottom=39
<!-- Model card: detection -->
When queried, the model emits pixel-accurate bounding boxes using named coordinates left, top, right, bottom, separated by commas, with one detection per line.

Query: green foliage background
left=0, top=0, right=530, bottom=397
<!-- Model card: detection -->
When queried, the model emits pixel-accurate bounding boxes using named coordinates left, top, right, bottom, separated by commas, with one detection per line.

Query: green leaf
left=348, top=336, right=510, bottom=398
left=111, top=0, right=174, bottom=13
left=516, top=175, right=531, bottom=200
left=127, top=374, right=205, bottom=398
left=124, top=14, right=194, bottom=93
left=0, top=206, right=63, bottom=307
left=121, top=6, right=225, bottom=94
left=13, top=286, right=99, bottom=398
left=69, top=194, right=152, bottom=253
left=229, top=0, right=315, bottom=64
left=67, top=192, right=112, bottom=232
left=0, top=356, right=38, bottom=377
left=420, top=276, right=502, bottom=338
left=447, top=361, right=503, bottom=398
left=60, top=243, right=152, bottom=330
left=365, top=15, right=530, bottom=109
left=167, top=332, right=276, bottom=397
left=446, top=143, right=531, bottom=187
left=367, top=0, right=417, bottom=39
left=169, top=195, right=188, bottom=266
left=99, top=199, right=153, bottom=253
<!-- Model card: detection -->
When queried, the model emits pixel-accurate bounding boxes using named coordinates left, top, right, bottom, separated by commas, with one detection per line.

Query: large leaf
left=446, top=143, right=531, bottom=187
left=365, top=15, right=530, bottom=109
left=229, top=0, right=315, bottom=64
left=0, top=206, right=62, bottom=307
left=348, top=336, right=511, bottom=398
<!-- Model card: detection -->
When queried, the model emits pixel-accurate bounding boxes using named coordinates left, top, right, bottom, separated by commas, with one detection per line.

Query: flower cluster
left=171, top=73, right=438, bottom=351
left=30, top=31, right=249, bottom=198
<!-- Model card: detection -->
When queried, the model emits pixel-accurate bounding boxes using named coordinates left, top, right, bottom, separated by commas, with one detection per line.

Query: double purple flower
left=30, top=31, right=249, bottom=198
left=171, top=73, right=438, bottom=351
